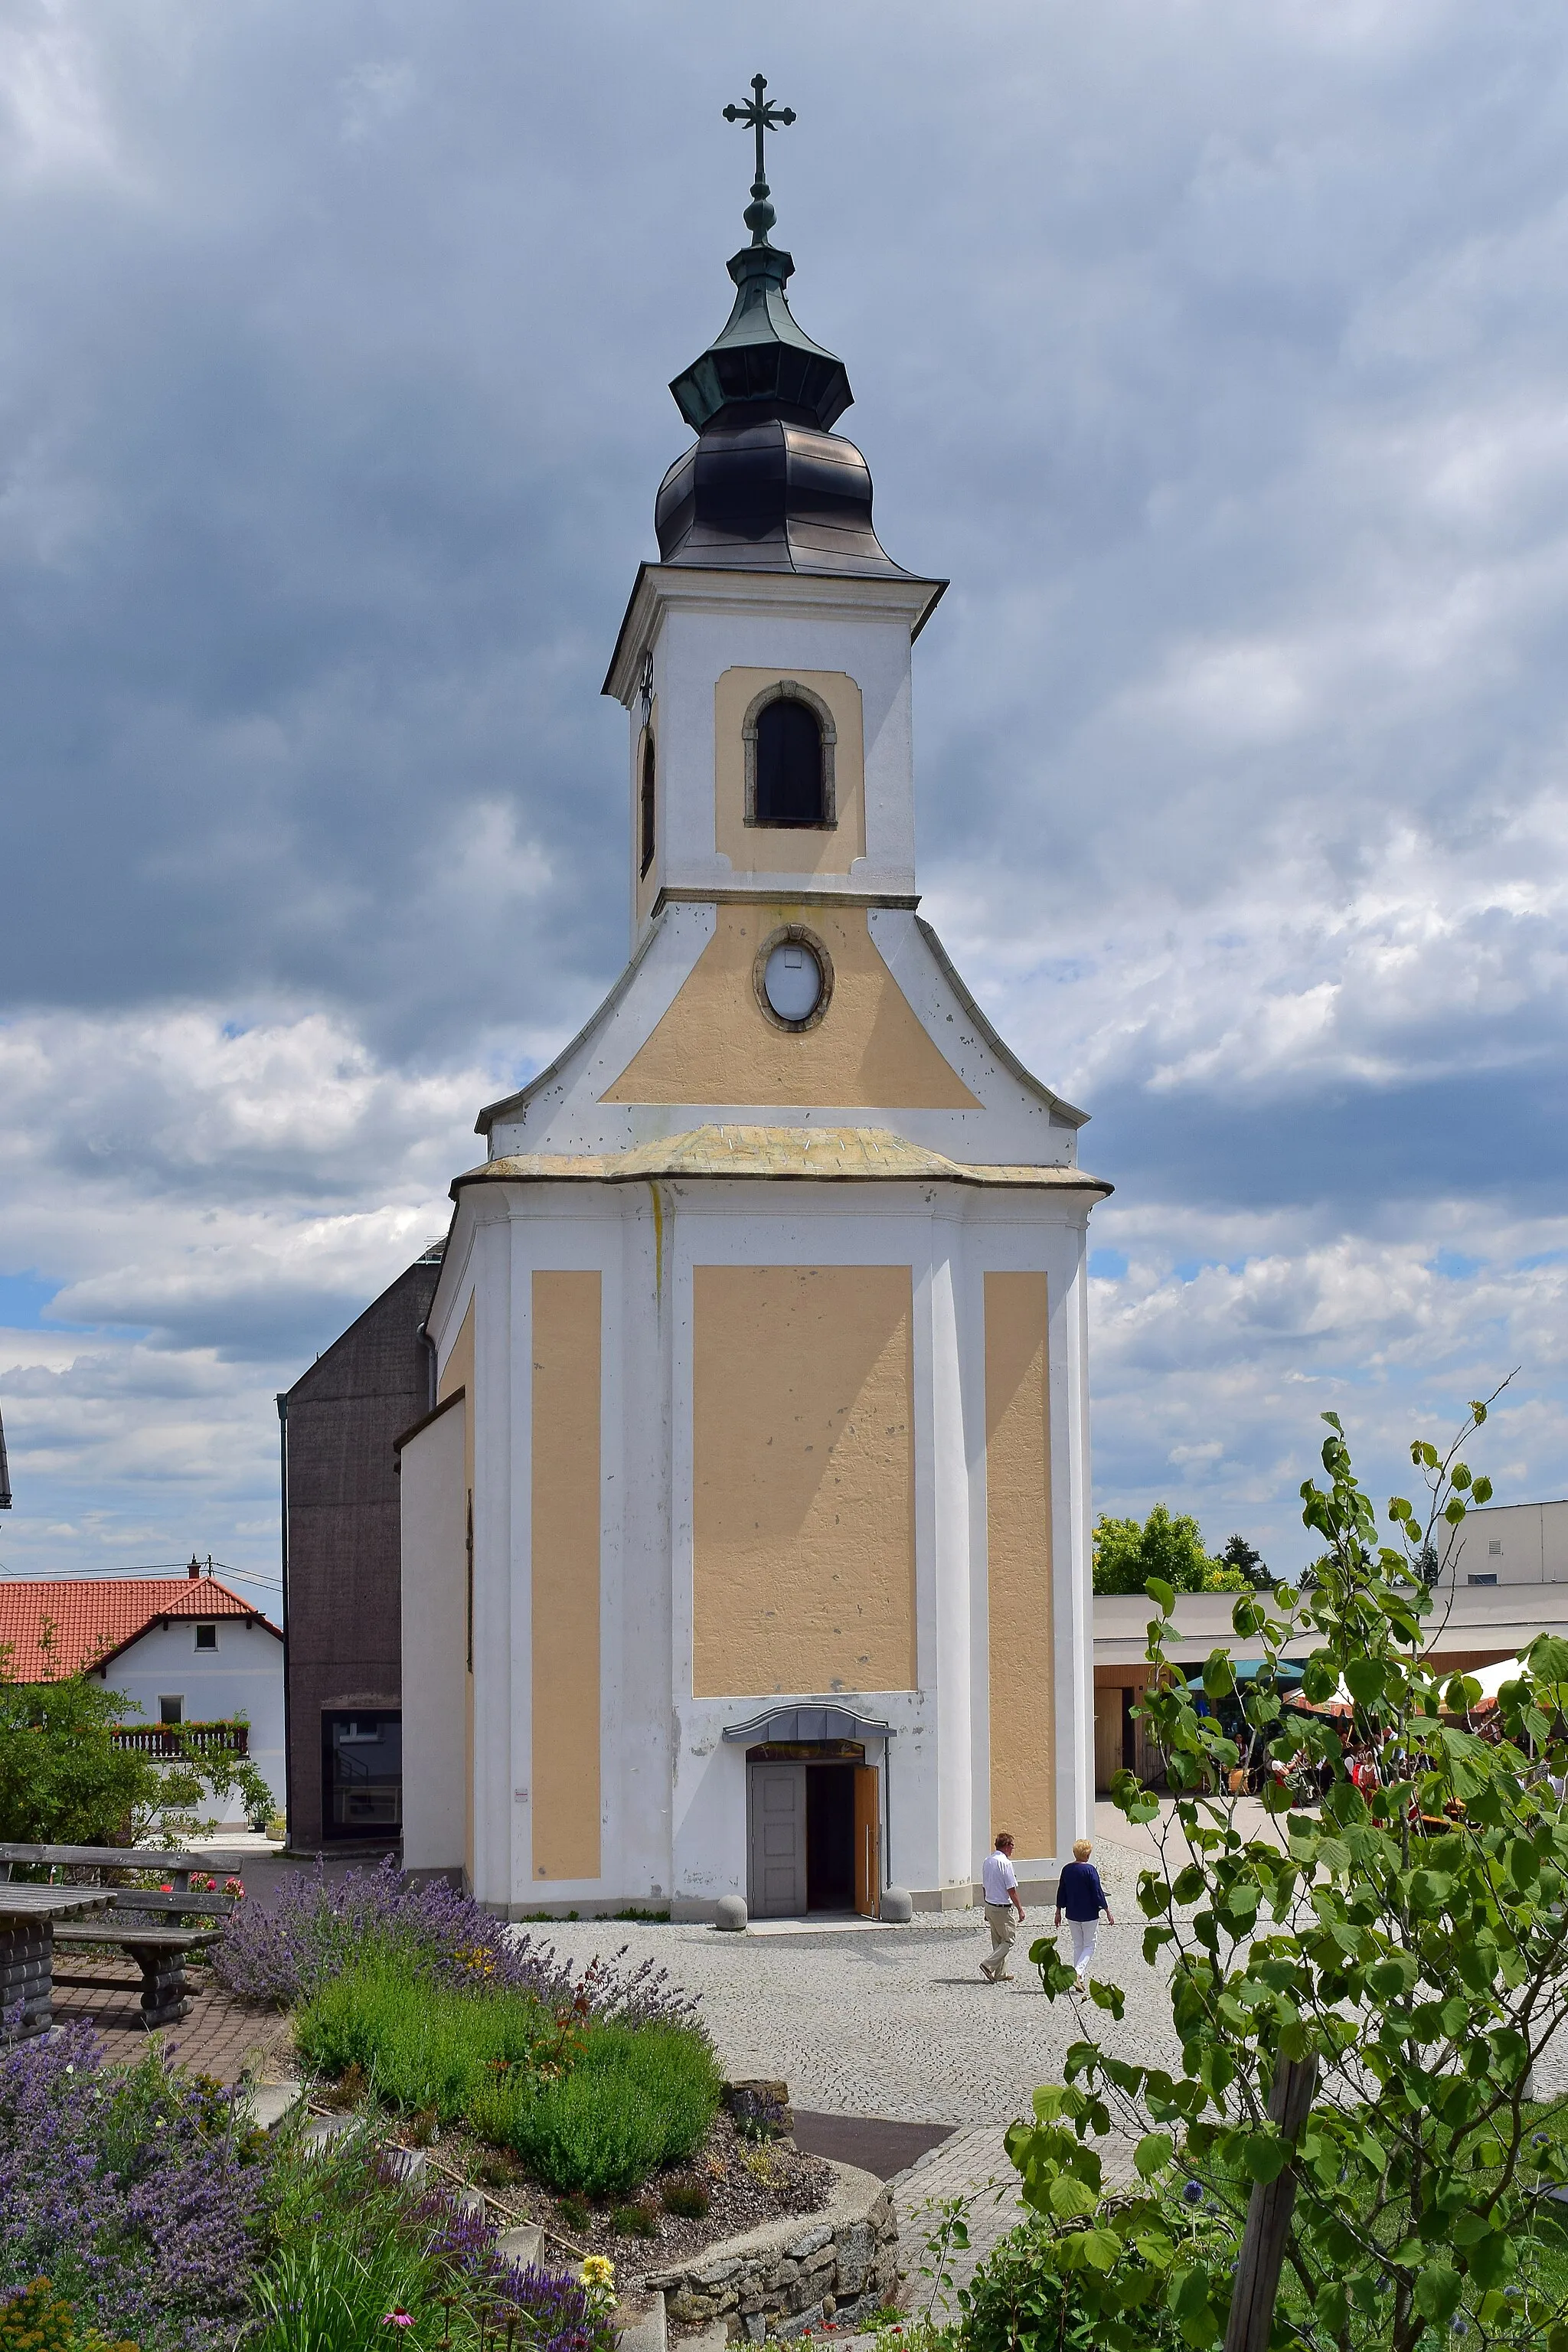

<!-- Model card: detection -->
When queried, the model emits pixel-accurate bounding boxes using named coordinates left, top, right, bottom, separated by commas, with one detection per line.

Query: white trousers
left=1068, top=1919, right=1097, bottom=1981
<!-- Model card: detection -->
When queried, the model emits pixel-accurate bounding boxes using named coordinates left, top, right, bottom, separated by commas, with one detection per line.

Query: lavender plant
left=0, top=2027, right=264, bottom=2351
left=211, top=1857, right=700, bottom=2030
left=253, top=2132, right=611, bottom=2350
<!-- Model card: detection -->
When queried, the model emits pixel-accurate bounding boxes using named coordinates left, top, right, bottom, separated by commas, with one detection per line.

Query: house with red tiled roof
left=0, top=1561, right=283, bottom=1818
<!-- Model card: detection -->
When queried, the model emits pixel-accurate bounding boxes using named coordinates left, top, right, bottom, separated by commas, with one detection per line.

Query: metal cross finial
left=723, top=74, right=795, bottom=245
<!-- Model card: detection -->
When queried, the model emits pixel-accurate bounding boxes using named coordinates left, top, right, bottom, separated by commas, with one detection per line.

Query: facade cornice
left=603, top=562, right=947, bottom=706
left=652, top=886, right=920, bottom=916
left=452, top=1124, right=1112, bottom=1200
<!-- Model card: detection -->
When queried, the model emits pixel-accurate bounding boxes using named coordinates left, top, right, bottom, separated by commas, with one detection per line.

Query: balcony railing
left=111, top=1723, right=250, bottom=1759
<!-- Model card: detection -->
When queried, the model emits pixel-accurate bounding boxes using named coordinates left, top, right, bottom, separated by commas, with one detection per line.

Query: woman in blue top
left=1054, top=1838, right=1114, bottom=1988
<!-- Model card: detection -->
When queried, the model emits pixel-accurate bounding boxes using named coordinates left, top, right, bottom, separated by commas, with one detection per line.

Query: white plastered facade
left=402, top=556, right=1109, bottom=1918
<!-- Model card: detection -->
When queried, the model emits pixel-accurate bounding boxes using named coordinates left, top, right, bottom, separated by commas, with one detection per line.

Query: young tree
left=0, top=1648, right=273, bottom=1847
left=1009, top=1390, right=1568, bottom=2352
left=1094, top=1506, right=1250, bottom=1597
left=1220, top=1534, right=1273, bottom=1593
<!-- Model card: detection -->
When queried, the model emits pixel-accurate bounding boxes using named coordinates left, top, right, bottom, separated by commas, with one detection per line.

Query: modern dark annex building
left=277, top=1245, right=443, bottom=1849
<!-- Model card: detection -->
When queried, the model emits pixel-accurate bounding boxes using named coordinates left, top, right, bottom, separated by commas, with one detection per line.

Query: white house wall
left=95, top=1619, right=284, bottom=1818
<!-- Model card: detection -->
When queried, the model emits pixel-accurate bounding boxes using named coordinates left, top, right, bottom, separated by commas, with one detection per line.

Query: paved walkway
left=51, top=1956, right=292, bottom=2084
left=531, top=1847, right=1174, bottom=2131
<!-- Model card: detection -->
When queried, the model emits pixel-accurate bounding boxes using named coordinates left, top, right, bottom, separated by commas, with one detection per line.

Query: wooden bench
left=0, top=1844, right=242, bottom=2027
left=0, top=1841, right=213, bottom=1893
left=0, top=1843, right=240, bottom=1917
left=53, top=1922, right=221, bottom=2028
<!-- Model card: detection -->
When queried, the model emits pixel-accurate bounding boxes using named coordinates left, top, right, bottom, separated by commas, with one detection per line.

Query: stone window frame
left=752, top=922, right=835, bottom=1035
left=742, top=678, right=838, bottom=830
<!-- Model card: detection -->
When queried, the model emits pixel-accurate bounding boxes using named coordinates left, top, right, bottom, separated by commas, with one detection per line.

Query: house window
left=159, top=1697, right=183, bottom=1725
left=743, top=681, right=838, bottom=830
left=322, top=1710, right=402, bottom=1838
left=194, top=1622, right=217, bottom=1651
left=1468, top=1574, right=1498, bottom=1587
left=639, top=734, right=656, bottom=877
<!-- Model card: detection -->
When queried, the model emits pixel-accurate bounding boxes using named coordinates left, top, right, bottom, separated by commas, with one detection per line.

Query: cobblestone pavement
left=51, top=1958, right=292, bottom=2084
left=528, top=1847, right=1175, bottom=2132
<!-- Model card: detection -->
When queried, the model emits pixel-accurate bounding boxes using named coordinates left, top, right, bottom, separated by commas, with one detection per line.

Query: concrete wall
left=399, top=1396, right=468, bottom=1875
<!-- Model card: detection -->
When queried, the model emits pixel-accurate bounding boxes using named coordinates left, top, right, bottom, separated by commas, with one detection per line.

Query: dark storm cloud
left=4, top=0, right=1568, bottom=1574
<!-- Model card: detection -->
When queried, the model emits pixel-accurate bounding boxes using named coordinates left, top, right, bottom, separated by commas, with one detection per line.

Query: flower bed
left=0, top=2024, right=613, bottom=2352
left=211, top=1857, right=697, bottom=2027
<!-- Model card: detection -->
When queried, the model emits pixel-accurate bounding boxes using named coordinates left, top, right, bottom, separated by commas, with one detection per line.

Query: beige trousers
left=982, top=1901, right=1018, bottom=1978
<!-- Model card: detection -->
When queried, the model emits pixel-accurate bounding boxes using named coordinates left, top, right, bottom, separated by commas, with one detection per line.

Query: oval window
left=763, top=940, right=825, bottom=1024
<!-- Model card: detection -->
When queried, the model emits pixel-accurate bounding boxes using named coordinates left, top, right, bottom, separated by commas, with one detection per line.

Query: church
left=399, top=83, right=1110, bottom=1921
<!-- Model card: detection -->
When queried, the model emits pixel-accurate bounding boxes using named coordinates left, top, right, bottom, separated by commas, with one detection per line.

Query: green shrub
left=960, top=2221, right=1184, bottom=2352
left=611, top=2202, right=659, bottom=2238
left=660, top=2177, right=710, bottom=2218
left=556, top=2196, right=592, bottom=2236
left=494, top=2024, right=723, bottom=2200
left=294, top=1956, right=554, bottom=2120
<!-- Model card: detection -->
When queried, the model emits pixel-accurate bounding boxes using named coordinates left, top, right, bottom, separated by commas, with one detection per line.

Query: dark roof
left=657, top=221, right=912, bottom=580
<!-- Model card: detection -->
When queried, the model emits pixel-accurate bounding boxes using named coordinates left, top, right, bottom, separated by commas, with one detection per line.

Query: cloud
left=2, top=1, right=1568, bottom=1579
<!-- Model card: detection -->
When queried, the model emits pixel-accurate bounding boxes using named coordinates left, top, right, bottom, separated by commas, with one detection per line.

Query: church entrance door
left=747, top=1763, right=807, bottom=1916
left=745, top=1741, right=871, bottom=1917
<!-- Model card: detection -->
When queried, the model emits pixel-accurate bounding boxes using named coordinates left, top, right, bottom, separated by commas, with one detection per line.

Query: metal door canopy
left=723, top=1705, right=896, bottom=1745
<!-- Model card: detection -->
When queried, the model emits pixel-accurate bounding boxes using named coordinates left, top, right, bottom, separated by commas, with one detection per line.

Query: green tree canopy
left=1092, top=1504, right=1251, bottom=1596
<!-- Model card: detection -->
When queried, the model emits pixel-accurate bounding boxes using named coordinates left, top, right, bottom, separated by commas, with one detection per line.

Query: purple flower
left=210, top=1855, right=700, bottom=2029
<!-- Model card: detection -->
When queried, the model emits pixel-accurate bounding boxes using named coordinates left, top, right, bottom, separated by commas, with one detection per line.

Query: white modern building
left=400, top=147, right=1109, bottom=1919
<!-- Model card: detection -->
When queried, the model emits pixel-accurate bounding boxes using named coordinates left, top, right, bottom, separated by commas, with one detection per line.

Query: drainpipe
left=276, top=1393, right=292, bottom=1847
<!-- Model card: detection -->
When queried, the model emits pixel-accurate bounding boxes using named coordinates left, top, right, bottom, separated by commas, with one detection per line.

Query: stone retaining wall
left=645, top=2159, right=897, bottom=2342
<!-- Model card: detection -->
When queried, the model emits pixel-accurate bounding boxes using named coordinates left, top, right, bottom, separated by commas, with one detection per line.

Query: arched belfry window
left=639, top=731, right=656, bottom=877
left=743, top=681, right=838, bottom=831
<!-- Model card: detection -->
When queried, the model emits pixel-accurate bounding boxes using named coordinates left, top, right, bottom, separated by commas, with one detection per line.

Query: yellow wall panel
left=601, top=906, right=981, bottom=1109
left=984, top=1272, right=1054, bottom=1857
left=693, top=1265, right=916, bottom=1699
left=531, top=1272, right=602, bottom=1880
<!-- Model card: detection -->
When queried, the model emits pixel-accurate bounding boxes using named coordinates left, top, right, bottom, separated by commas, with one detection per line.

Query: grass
left=297, top=1952, right=723, bottom=2200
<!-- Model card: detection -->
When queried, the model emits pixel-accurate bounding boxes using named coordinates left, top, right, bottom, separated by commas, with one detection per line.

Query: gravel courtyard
left=526, top=1838, right=1177, bottom=2132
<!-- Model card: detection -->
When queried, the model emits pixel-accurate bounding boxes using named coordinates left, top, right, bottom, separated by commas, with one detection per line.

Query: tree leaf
left=1134, top=2132, right=1173, bottom=2181
left=1413, top=2266, right=1463, bottom=2324
left=1082, top=2228, right=1123, bottom=2272
left=1243, top=2132, right=1290, bottom=2184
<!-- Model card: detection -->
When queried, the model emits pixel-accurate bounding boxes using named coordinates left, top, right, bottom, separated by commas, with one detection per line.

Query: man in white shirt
left=979, top=1832, right=1025, bottom=1981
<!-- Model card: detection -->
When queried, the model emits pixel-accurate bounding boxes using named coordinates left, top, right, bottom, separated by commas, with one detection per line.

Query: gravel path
left=518, top=1846, right=1178, bottom=2133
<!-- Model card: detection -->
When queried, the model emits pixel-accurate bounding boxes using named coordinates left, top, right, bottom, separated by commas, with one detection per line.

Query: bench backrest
left=0, top=1842, right=212, bottom=1890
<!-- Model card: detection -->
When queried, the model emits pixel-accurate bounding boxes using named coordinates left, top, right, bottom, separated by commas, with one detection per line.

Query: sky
left=3, top=0, right=1568, bottom=1601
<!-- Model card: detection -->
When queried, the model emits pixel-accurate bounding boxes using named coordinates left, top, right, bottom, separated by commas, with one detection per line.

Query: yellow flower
left=580, top=2256, right=616, bottom=2291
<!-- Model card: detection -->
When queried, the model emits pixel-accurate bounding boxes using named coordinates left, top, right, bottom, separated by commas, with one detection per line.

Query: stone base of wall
left=644, top=2158, right=897, bottom=2342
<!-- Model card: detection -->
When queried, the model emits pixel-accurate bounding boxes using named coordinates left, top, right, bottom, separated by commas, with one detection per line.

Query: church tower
left=399, top=84, right=1110, bottom=1919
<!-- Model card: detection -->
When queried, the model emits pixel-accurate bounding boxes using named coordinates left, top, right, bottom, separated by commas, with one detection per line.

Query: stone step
left=244, top=2079, right=305, bottom=2133
left=497, top=2220, right=544, bottom=2269
left=614, top=2286, right=667, bottom=2352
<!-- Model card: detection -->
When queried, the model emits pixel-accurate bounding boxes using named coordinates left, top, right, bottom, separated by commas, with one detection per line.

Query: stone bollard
left=713, top=1893, right=748, bottom=1933
left=879, top=1886, right=913, bottom=1923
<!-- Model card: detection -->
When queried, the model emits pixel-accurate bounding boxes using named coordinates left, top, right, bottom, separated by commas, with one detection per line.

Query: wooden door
left=853, top=1766, right=880, bottom=1917
left=1094, top=1691, right=1125, bottom=1795
left=748, top=1765, right=807, bottom=1917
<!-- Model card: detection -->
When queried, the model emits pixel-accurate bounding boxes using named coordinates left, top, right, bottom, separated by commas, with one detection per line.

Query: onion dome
left=656, top=77, right=910, bottom=579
